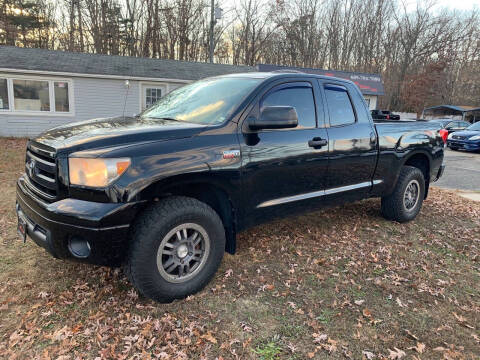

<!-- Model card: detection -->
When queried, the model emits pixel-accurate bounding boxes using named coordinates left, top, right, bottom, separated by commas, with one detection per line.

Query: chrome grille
left=25, top=143, right=57, bottom=202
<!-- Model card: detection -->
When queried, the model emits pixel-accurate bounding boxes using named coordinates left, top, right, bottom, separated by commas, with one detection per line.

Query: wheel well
left=153, top=182, right=237, bottom=255
left=404, top=153, right=430, bottom=198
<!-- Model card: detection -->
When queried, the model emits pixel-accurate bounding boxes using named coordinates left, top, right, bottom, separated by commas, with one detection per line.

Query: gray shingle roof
left=0, top=46, right=255, bottom=80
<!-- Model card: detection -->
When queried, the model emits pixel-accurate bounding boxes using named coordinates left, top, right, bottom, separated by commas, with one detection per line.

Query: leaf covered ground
left=0, top=137, right=479, bottom=359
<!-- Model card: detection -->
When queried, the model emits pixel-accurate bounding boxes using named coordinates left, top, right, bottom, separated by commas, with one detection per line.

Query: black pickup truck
left=16, top=72, right=445, bottom=302
left=371, top=109, right=400, bottom=120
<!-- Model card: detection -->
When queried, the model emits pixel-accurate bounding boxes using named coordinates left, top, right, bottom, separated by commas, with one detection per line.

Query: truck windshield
left=141, top=77, right=261, bottom=125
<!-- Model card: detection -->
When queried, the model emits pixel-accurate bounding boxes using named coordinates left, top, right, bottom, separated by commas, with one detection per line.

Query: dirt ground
left=0, top=137, right=479, bottom=359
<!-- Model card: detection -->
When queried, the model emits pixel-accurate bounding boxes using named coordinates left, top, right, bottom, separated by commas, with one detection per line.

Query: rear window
left=324, top=85, right=356, bottom=126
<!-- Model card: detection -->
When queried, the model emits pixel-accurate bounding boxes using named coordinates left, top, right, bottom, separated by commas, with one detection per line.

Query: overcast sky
left=420, top=0, right=479, bottom=10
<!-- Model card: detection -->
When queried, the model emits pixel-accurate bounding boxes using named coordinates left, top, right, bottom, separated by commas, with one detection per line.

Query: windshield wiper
left=143, top=116, right=180, bottom=122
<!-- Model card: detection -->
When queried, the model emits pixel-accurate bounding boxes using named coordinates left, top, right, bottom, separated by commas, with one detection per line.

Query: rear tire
left=381, top=166, right=425, bottom=223
left=125, top=196, right=226, bottom=303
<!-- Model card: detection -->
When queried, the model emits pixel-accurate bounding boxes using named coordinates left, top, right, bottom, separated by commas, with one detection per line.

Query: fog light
left=68, top=237, right=91, bottom=258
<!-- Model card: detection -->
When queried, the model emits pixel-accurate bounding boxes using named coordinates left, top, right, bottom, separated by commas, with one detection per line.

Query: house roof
left=0, top=46, right=255, bottom=81
left=257, top=64, right=385, bottom=95
left=424, top=105, right=480, bottom=113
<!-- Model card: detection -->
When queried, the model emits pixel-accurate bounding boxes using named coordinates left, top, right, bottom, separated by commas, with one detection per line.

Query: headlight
left=69, top=158, right=131, bottom=187
left=469, top=135, right=480, bottom=140
left=447, top=133, right=454, bottom=139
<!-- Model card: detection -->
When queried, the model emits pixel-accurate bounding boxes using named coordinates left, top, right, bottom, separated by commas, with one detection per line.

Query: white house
left=0, top=47, right=386, bottom=137
left=0, top=46, right=253, bottom=137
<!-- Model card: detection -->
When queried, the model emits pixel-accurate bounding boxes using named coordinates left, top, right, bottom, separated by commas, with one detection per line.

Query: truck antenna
left=123, top=80, right=130, bottom=118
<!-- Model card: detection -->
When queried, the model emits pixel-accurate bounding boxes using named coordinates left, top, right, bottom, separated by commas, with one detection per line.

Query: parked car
left=371, top=109, right=400, bottom=120
left=447, top=122, right=480, bottom=152
left=16, top=72, right=445, bottom=303
left=429, top=119, right=471, bottom=134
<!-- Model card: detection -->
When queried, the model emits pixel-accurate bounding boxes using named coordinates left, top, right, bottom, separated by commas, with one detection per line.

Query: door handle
left=370, top=132, right=377, bottom=145
left=308, top=137, right=328, bottom=148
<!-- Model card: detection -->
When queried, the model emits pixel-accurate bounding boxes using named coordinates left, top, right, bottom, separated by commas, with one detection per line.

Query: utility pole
left=209, top=0, right=215, bottom=63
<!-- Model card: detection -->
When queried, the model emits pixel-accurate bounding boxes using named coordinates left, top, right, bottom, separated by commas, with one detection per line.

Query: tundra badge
left=222, top=150, right=241, bottom=159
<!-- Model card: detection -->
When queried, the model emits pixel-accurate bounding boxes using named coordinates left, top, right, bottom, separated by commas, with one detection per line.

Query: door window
left=261, top=86, right=316, bottom=129
left=324, top=85, right=356, bottom=126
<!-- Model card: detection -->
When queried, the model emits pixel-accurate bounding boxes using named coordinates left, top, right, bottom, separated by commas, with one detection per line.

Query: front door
left=239, top=80, right=330, bottom=227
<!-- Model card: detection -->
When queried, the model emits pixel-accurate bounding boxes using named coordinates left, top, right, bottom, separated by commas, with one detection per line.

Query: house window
left=54, top=82, right=69, bottom=112
left=145, top=87, right=162, bottom=109
left=13, top=79, right=50, bottom=111
left=141, top=84, right=167, bottom=111
left=0, top=78, right=9, bottom=110
left=0, top=77, right=72, bottom=114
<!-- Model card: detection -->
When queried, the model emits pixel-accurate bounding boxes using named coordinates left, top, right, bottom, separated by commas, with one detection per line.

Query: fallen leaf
left=354, top=300, right=365, bottom=306
left=408, top=342, right=425, bottom=354
left=453, top=312, right=474, bottom=329
left=362, top=308, right=372, bottom=318
left=396, top=297, right=407, bottom=308
left=388, top=347, right=406, bottom=359
left=404, top=329, right=419, bottom=341
left=200, top=332, right=217, bottom=344
left=313, top=333, right=328, bottom=343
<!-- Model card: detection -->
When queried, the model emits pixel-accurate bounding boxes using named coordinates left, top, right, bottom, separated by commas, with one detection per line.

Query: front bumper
left=16, top=175, right=145, bottom=266
left=447, top=139, right=480, bottom=151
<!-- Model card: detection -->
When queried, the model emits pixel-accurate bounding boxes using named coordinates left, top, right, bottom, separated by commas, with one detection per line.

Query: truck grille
left=24, top=143, right=58, bottom=202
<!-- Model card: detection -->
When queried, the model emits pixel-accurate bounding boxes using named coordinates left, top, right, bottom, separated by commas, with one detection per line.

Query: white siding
left=363, top=95, right=377, bottom=110
left=0, top=74, right=185, bottom=137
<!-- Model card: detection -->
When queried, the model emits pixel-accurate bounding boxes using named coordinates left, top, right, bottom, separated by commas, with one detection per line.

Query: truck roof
left=217, top=72, right=356, bottom=87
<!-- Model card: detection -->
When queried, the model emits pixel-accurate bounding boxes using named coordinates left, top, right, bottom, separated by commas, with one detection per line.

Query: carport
left=423, top=105, right=480, bottom=123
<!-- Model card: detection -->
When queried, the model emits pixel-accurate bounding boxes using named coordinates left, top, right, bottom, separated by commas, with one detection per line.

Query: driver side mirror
left=248, top=106, right=299, bottom=130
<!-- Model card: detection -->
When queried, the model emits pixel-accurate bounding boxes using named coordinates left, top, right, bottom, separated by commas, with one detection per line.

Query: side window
left=261, top=86, right=316, bottom=129
left=324, top=85, right=356, bottom=126
left=446, top=122, right=455, bottom=128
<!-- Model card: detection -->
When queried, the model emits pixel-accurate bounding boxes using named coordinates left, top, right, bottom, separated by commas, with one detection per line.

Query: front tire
left=381, top=166, right=425, bottom=223
left=125, top=196, right=226, bottom=303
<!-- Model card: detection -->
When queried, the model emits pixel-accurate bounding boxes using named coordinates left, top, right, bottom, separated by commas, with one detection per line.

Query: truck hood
left=34, top=116, right=207, bottom=153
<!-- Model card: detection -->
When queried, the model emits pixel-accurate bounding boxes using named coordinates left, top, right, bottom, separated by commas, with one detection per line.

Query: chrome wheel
left=156, top=223, right=210, bottom=283
left=403, top=179, right=420, bottom=211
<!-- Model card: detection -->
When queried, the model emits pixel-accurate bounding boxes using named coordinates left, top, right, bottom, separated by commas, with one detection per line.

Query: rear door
left=239, top=79, right=329, bottom=226
left=318, top=80, right=377, bottom=201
